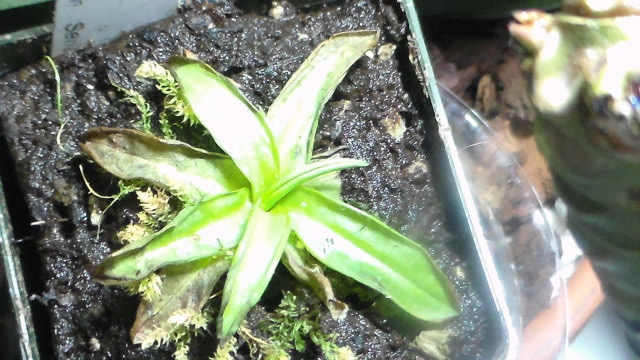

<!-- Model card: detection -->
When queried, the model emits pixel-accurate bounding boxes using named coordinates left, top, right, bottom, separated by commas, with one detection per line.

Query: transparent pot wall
left=440, top=89, right=568, bottom=360
left=1, top=179, right=40, bottom=360
left=400, top=4, right=568, bottom=359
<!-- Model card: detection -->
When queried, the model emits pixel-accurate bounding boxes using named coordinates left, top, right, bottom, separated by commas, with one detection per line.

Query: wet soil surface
left=0, top=1, right=491, bottom=359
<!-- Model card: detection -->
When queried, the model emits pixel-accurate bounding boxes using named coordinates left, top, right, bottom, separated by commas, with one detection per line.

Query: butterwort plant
left=83, top=30, right=459, bottom=347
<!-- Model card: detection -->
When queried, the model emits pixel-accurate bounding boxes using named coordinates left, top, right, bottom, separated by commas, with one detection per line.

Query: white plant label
left=51, top=0, right=177, bottom=56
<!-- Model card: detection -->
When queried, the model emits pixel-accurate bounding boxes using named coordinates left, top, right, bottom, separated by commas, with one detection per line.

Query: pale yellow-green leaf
left=284, top=187, right=459, bottom=322
left=218, top=207, right=290, bottom=340
left=168, top=57, right=279, bottom=193
left=266, top=30, right=379, bottom=172
left=94, top=189, right=251, bottom=283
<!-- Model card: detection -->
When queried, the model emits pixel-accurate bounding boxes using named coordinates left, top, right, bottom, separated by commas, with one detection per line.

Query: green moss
left=262, top=291, right=350, bottom=360
left=115, top=85, right=154, bottom=133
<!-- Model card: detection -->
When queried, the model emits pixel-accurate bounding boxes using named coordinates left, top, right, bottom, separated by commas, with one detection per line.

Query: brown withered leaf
left=131, top=257, right=230, bottom=347
left=81, top=127, right=247, bottom=202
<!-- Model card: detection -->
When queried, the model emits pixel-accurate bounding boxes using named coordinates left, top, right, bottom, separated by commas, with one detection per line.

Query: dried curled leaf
left=131, top=257, right=230, bottom=347
left=282, top=242, right=348, bottom=320
left=81, top=127, right=247, bottom=202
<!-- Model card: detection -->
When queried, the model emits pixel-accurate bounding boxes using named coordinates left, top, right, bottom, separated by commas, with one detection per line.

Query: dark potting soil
left=0, top=0, right=490, bottom=359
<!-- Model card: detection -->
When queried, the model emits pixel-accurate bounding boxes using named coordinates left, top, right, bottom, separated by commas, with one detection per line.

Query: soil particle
left=0, top=1, right=490, bottom=359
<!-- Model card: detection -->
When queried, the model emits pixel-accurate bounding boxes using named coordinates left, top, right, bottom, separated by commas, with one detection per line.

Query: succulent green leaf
left=168, top=57, right=279, bottom=193
left=305, top=171, right=342, bottom=200
left=266, top=30, right=379, bottom=172
left=94, top=189, right=252, bottom=284
left=261, top=157, right=367, bottom=210
left=284, top=187, right=459, bottom=322
left=219, top=207, right=290, bottom=340
left=81, top=127, right=247, bottom=202
left=131, top=256, right=230, bottom=346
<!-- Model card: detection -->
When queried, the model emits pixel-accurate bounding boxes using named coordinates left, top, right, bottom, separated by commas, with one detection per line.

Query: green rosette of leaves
left=82, top=30, right=459, bottom=348
left=510, top=0, right=640, bottom=354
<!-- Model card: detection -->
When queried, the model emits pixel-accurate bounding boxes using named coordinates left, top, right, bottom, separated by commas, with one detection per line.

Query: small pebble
left=377, top=43, right=396, bottom=60
left=269, top=4, right=285, bottom=19
left=380, top=111, right=406, bottom=141
left=404, top=160, right=429, bottom=184
left=89, top=337, right=101, bottom=352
